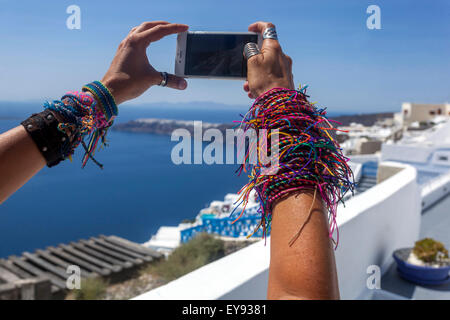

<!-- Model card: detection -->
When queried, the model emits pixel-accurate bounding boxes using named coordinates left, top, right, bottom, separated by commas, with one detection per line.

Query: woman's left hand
left=101, top=21, right=189, bottom=105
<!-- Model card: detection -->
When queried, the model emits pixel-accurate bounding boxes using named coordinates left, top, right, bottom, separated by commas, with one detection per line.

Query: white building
left=401, top=102, right=450, bottom=127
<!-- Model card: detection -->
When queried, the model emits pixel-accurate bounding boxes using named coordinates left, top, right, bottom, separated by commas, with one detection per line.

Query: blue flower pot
left=393, top=248, right=450, bottom=286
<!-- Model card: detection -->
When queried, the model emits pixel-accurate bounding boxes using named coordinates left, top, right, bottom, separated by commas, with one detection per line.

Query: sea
left=0, top=101, right=343, bottom=258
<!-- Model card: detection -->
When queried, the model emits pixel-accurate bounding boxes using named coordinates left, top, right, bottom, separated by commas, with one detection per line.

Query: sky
left=0, top=0, right=448, bottom=113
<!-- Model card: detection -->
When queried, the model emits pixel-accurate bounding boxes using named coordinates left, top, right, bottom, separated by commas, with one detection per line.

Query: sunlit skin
left=0, top=21, right=339, bottom=299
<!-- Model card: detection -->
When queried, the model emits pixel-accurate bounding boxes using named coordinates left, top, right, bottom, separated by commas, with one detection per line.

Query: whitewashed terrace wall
left=335, top=162, right=420, bottom=298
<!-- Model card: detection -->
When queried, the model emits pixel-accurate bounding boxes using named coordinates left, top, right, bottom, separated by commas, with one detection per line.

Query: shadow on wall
left=219, top=269, right=268, bottom=300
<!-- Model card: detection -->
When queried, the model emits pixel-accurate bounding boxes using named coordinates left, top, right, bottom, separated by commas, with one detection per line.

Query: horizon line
left=0, top=99, right=400, bottom=114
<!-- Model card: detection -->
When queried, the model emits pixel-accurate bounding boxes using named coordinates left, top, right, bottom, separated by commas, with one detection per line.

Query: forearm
left=0, top=91, right=104, bottom=204
left=267, top=191, right=340, bottom=299
left=234, top=86, right=352, bottom=300
left=0, top=126, right=45, bottom=203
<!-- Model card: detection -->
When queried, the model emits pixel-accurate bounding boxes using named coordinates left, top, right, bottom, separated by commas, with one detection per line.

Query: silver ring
left=159, top=72, right=168, bottom=87
left=243, top=42, right=261, bottom=60
left=263, top=27, right=278, bottom=40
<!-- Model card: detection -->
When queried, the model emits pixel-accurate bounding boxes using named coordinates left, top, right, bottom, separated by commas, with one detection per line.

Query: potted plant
left=393, top=238, right=450, bottom=285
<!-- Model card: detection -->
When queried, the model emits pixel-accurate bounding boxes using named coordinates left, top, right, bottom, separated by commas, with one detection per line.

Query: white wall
left=381, top=144, right=433, bottom=164
left=335, top=162, right=421, bottom=298
left=350, top=162, right=362, bottom=183
left=133, top=162, right=421, bottom=300
left=431, top=150, right=450, bottom=167
left=347, top=154, right=380, bottom=164
left=421, top=170, right=450, bottom=210
left=133, top=239, right=271, bottom=300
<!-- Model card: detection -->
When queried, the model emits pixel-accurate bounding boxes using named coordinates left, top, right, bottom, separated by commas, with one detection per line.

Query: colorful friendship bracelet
left=82, top=81, right=118, bottom=122
left=232, top=86, right=355, bottom=246
left=44, top=88, right=114, bottom=168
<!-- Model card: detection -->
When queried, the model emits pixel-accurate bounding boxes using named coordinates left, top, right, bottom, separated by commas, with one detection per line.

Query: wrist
left=254, top=86, right=297, bottom=102
left=254, top=83, right=295, bottom=98
left=21, top=109, right=72, bottom=167
left=101, top=77, right=126, bottom=105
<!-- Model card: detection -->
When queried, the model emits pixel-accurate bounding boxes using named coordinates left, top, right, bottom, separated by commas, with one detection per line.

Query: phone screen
left=185, top=33, right=259, bottom=78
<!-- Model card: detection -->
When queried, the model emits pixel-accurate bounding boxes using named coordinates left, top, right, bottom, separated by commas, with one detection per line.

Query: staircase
left=356, top=161, right=378, bottom=194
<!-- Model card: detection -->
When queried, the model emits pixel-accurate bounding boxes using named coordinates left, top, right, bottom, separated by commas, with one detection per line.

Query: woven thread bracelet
left=82, top=81, right=118, bottom=122
left=231, top=86, right=355, bottom=247
left=44, top=90, right=114, bottom=168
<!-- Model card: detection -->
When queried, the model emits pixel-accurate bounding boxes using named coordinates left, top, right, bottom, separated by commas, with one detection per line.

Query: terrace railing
left=180, top=211, right=265, bottom=243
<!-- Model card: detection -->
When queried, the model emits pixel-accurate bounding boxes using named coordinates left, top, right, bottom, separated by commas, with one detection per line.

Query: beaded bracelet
left=232, top=86, right=355, bottom=246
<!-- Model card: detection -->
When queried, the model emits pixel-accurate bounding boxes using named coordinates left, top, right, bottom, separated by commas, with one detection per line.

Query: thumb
left=158, top=72, right=188, bottom=90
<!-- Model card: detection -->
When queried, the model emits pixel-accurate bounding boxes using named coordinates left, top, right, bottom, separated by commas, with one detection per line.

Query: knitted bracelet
left=232, top=86, right=355, bottom=246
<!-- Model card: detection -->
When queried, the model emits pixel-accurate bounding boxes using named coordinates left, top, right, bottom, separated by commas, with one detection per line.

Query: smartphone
left=175, top=31, right=262, bottom=79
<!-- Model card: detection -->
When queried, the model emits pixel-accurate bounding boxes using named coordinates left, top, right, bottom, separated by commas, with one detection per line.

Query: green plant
left=149, top=233, right=225, bottom=281
left=413, top=238, right=449, bottom=263
left=74, top=277, right=108, bottom=300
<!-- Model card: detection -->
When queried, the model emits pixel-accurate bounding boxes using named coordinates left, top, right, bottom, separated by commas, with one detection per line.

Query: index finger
left=248, top=21, right=281, bottom=51
left=140, top=23, right=189, bottom=44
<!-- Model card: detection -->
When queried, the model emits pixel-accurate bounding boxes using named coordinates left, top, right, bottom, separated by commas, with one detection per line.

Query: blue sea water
left=0, top=101, right=344, bottom=258
left=0, top=102, right=252, bottom=258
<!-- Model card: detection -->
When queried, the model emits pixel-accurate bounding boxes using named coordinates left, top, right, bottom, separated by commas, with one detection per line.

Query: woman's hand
left=243, top=21, right=294, bottom=99
left=101, top=21, right=189, bottom=105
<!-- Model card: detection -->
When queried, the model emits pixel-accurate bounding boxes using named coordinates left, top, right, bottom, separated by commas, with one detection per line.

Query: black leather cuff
left=21, top=109, right=70, bottom=167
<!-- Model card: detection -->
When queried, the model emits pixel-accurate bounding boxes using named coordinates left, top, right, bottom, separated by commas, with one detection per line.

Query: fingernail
left=178, top=79, right=187, bottom=90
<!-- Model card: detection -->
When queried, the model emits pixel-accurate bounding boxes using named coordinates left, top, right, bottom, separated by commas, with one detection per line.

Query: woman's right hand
left=244, top=22, right=294, bottom=99
left=101, top=21, right=189, bottom=105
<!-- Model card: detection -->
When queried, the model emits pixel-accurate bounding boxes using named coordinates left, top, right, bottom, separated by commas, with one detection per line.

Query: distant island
left=112, top=112, right=394, bottom=136
left=333, top=112, right=394, bottom=126
left=113, top=118, right=234, bottom=136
